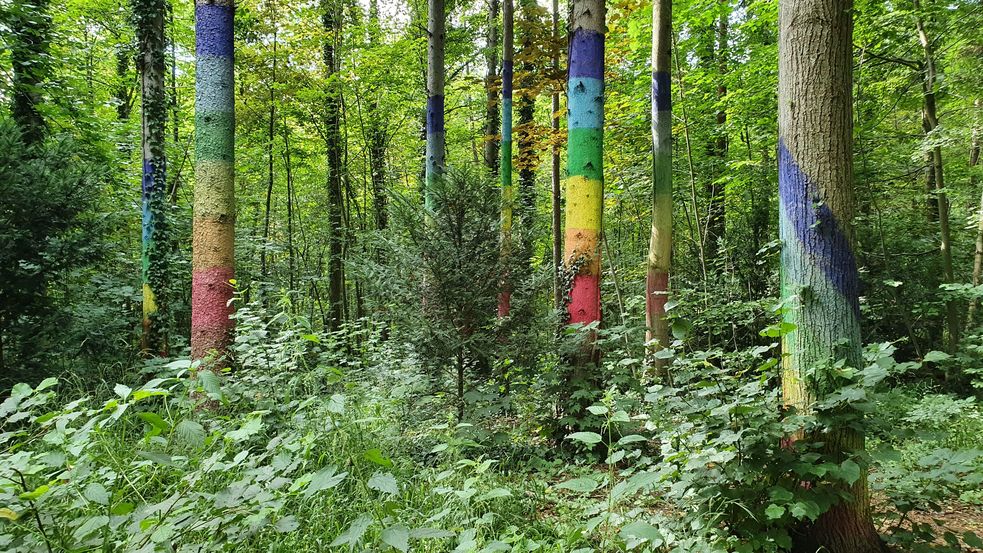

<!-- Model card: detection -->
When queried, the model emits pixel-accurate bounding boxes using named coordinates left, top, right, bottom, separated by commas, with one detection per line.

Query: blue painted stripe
left=502, top=61, right=513, bottom=98
left=778, top=140, right=860, bottom=313
left=568, top=77, right=603, bottom=129
left=195, top=4, right=234, bottom=58
left=569, top=30, right=603, bottom=80
left=426, top=95, right=444, bottom=135
left=652, top=71, right=671, bottom=113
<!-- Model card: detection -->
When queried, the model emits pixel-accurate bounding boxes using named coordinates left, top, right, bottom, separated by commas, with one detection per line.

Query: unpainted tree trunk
left=485, top=0, right=501, bottom=175
left=324, top=0, right=346, bottom=332
left=10, top=0, right=50, bottom=147
left=777, top=1, right=886, bottom=551
left=551, top=0, right=563, bottom=311
left=968, top=99, right=982, bottom=324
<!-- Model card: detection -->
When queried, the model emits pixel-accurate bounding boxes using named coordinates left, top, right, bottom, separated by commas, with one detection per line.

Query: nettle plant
left=552, top=339, right=983, bottom=553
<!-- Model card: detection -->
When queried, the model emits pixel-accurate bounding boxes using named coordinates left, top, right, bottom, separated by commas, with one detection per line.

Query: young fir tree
left=564, top=0, right=605, bottom=330
left=425, top=0, right=446, bottom=209
left=646, top=0, right=672, bottom=368
left=134, top=0, right=169, bottom=354
left=498, top=0, right=514, bottom=317
left=778, top=0, right=885, bottom=551
left=192, top=0, right=236, bottom=362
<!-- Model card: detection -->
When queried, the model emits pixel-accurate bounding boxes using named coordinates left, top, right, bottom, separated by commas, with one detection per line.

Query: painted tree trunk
left=646, top=0, right=671, bottom=368
left=778, top=1, right=885, bottom=551
left=498, top=0, right=514, bottom=317
left=10, top=0, right=50, bottom=146
left=484, top=0, right=501, bottom=175
left=192, top=0, right=236, bottom=362
left=551, top=0, right=562, bottom=311
left=324, top=0, right=345, bottom=332
left=136, top=0, right=170, bottom=354
left=425, top=0, right=446, bottom=209
left=915, top=0, right=961, bottom=353
left=564, top=0, right=604, bottom=328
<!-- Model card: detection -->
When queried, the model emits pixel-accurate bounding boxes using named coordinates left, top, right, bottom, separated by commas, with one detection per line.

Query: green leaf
left=839, top=459, right=862, bottom=486
left=136, top=451, right=179, bottom=467
left=327, top=393, right=346, bottom=415
left=113, top=383, right=132, bottom=400
left=368, top=472, right=399, bottom=495
left=174, top=420, right=206, bottom=446
left=923, top=351, right=951, bottom=363
left=382, top=525, right=410, bottom=552
left=618, top=434, right=647, bottom=445
left=275, top=515, right=300, bottom=533
left=34, top=378, right=58, bottom=392
left=620, top=521, right=662, bottom=545
left=197, top=370, right=224, bottom=400
left=305, top=466, right=347, bottom=497
left=330, top=514, right=372, bottom=547
left=0, top=507, right=19, bottom=521
left=364, top=448, right=394, bottom=467
left=19, top=484, right=49, bottom=501
left=83, top=483, right=109, bottom=505
left=73, top=515, right=109, bottom=541
left=478, top=488, right=511, bottom=500
left=555, top=477, right=599, bottom=493
left=765, top=504, right=786, bottom=520
left=586, top=405, right=608, bottom=415
left=137, top=412, right=171, bottom=431
left=566, top=432, right=602, bottom=445
left=963, top=531, right=983, bottom=548
left=226, top=415, right=263, bottom=442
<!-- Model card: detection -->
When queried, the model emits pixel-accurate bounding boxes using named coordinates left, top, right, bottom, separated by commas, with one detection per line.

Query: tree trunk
left=969, top=99, right=982, bottom=324
left=425, top=0, right=446, bottom=209
left=915, top=0, right=960, bottom=353
left=136, top=0, right=170, bottom=355
left=484, top=0, right=501, bottom=175
left=564, top=0, right=604, bottom=330
left=498, top=0, right=514, bottom=318
left=778, top=1, right=886, bottom=551
left=261, top=25, right=278, bottom=281
left=324, top=0, right=345, bottom=332
left=551, top=0, right=563, bottom=311
left=10, top=0, right=50, bottom=146
left=646, top=0, right=672, bottom=371
left=191, top=0, right=236, bottom=362
left=704, top=0, right=728, bottom=261
left=516, top=0, right=538, bottom=266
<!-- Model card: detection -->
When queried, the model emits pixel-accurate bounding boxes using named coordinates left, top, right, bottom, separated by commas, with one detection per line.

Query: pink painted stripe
left=568, top=274, right=601, bottom=324
left=191, top=266, right=234, bottom=332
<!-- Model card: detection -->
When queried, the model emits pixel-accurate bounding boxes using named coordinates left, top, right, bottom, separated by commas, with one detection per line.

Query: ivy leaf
left=839, top=459, right=861, bottom=486
left=765, top=504, right=786, bottom=520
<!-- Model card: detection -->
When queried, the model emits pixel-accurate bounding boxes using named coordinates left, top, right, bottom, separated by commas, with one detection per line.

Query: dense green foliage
left=1, top=0, right=982, bottom=550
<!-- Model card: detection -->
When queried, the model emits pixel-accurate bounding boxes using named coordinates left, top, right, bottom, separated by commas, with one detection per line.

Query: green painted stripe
left=568, top=127, right=603, bottom=181
left=195, top=111, right=234, bottom=162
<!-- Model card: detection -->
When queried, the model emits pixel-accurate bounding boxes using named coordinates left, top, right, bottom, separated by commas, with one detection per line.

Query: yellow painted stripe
left=143, top=283, right=158, bottom=316
left=563, top=227, right=601, bottom=274
left=192, top=217, right=235, bottom=269
left=565, top=176, right=602, bottom=231
left=194, top=160, right=235, bottom=219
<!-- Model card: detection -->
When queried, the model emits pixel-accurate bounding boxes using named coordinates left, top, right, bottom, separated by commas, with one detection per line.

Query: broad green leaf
left=620, top=521, right=662, bottom=545
left=137, top=412, right=171, bottom=431
left=72, top=515, right=109, bottom=541
left=330, top=514, right=372, bottom=547
left=305, top=466, right=347, bottom=497
left=364, top=448, right=394, bottom=467
left=382, top=525, right=410, bottom=552
left=226, top=415, right=263, bottom=442
left=566, top=432, right=602, bottom=445
left=478, top=488, right=511, bottom=500
left=83, top=483, right=109, bottom=505
left=765, top=504, right=786, bottom=520
left=555, top=477, right=599, bottom=493
left=113, top=383, right=132, bottom=400
left=839, top=459, right=861, bottom=486
left=275, top=515, right=300, bottom=533
left=923, top=351, right=951, bottom=363
left=586, top=405, right=608, bottom=415
left=368, top=472, right=399, bottom=495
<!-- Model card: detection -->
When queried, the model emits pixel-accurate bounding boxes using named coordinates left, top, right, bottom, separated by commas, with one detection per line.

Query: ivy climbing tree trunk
left=516, top=0, right=539, bottom=267
left=10, top=0, right=51, bottom=147
left=550, top=0, right=562, bottom=310
left=425, top=0, right=446, bottom=209
left=646, top=0, right=671, bottom=370
left=368, top=0, right=388, bottom=237
left=135, top=0, right=170, bottom=354
left=323, top=0, right=345, bottom=332
left=705, top=0, right=728, bottom=260
left=484, top=0, right=500, bottom=175
left=498, top=0, right=514, bottom=317
left=778, top=1, right=886, bottom=551
left=564, top=0, right=604, bottom=331
left=192, top=0, right=236, bottom=362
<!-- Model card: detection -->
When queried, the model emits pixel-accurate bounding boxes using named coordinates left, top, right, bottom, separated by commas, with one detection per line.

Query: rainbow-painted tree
left=498, top=0, right=514, bottom=317
left=425, top=0, right=446, bottom=209
left=135, top=0, right=169, bottom=354
left=779, top=0, right=884, bottom=550
left=563, top=0, right=604, bottom=328
left=646, top=0, right=671, bottom=367
left=191, top=0, right=236, bottom=361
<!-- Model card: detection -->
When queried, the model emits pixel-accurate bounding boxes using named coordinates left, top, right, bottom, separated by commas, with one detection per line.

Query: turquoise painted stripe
left=568, top=77, right=604, bottom=129
left=195, top=55, right=234, bottom=113
left=502, top=98, right=513, bottom=140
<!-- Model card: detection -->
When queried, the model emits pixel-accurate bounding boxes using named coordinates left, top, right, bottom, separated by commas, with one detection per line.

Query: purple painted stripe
left=569, top=30, right=604, bottom=80
left=427, top=95, right=444, bottom=135
left=502, top=61, right=513, bottom=98
left=196, top=4, right=234, bottom=58
left=778, top=140, right=860, bottom=312
left=652, top=71, right=671, bottom=113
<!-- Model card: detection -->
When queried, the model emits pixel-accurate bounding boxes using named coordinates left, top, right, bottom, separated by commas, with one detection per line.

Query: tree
left=550, top=0, right=562, bottom=310
left=134, top=0, right=169, bottom=354
left=191, top=0, right=236, bottom=362
left=424, top=0, right=446, bottom=209
left=483, top=0, right=500, bottom=175
left=563, top=0, right=604, bottom=331
left=9, top=0, right=51, bottom=146
left=646, top=0, right=672, bottom=369
left=323, top=0, right=345, bottom=331
left=367, top=0, right=388, bottom=237
left=778, top=0, right=885, bottom=550
left=498, top=0, right=514, bottom=317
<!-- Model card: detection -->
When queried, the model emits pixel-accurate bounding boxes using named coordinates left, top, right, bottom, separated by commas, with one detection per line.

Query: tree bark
left=136, top=0, right=170, bottom=355
left=191, top=0, right=236, bottom=362
left=324, top=0, right=345, bottom=332
left=10, top=0, right=50, bottom=146
left=646, top=0, right=672, bottom=372
left=969, top=99, right=982, bottom=324
left=425, top=0, right=446, bottom=209
left=778, top=0, right=886, bottom=551
left=704, top=0, right=728, bottom=260
left=498, top=0, right=514, bottom=317
left=551, top=0, right=562, bottom=311
left=484, top=0, right=501, bottom=175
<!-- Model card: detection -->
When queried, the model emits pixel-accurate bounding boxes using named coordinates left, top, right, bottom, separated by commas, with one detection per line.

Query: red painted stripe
left=568, top=274, right=601, bottom=324
left=191, top=266, right=234, bottom=358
